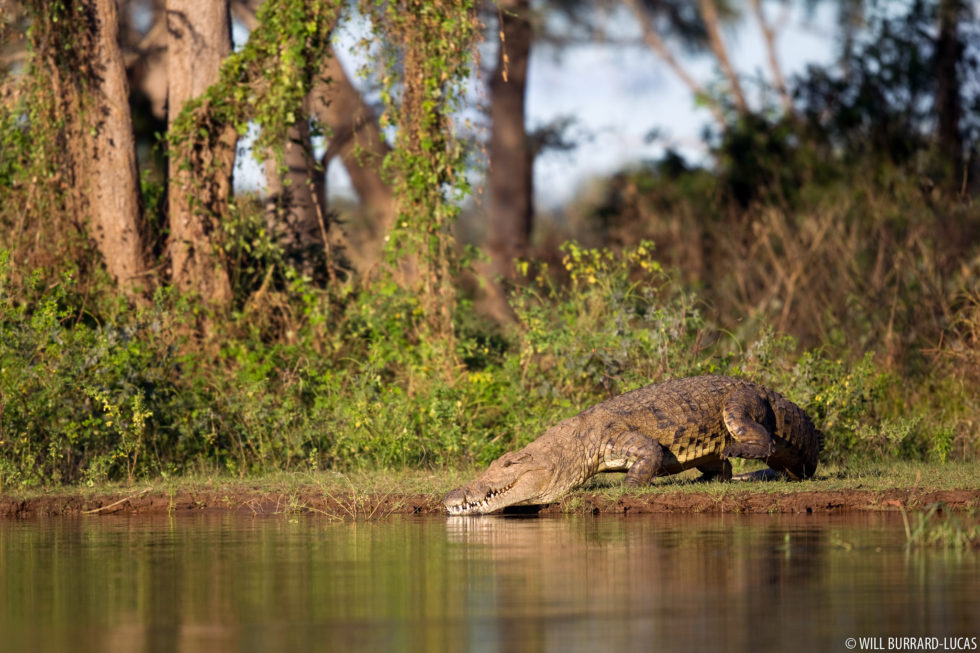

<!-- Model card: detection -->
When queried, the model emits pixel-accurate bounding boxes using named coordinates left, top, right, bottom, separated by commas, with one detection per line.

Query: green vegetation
left=900, top=503, right=980, bottom=549
left=0, top=231, right=977, bottom=489
left=590, top=460, right=980, bottom=495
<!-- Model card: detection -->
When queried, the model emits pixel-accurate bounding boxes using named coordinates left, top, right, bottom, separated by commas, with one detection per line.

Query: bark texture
left=165, top=0, right=234, bottom=303
left=487, top=0, right=533, bottom=281
left=263, top=105, right=329, bottom=273
left=89, top=0, right=148, bottom=293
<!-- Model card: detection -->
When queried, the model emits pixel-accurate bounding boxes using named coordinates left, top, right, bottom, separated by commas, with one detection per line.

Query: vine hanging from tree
left=361, top=0, right=481, bottom=350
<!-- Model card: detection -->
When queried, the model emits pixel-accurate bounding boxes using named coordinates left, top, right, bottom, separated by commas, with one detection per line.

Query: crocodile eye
left=503, top=452, right=531, bottom=466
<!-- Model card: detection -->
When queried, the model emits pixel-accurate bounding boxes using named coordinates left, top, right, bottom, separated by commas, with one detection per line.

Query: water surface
left=1, top=512, right=977, bottom=652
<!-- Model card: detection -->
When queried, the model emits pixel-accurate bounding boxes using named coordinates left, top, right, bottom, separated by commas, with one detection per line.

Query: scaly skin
left=443, top=375, right=823, bottom=515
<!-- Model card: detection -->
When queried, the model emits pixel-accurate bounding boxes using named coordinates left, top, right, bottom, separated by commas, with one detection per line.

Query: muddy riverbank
left=3, top=485, right=978, bottom=519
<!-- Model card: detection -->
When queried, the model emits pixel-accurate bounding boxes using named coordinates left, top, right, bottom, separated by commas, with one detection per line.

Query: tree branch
left=624, top=0, right=726, bottom=127
left=750, top=0, right=794, bottom=117
left=699, top=0, right=748, bottom=116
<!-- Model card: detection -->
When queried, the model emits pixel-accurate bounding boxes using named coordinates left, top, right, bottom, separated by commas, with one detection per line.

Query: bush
left=0, top=240, right=972, bottom=489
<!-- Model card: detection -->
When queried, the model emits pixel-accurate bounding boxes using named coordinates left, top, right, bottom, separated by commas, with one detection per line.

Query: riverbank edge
left=3, top=485, right=978, bottom=519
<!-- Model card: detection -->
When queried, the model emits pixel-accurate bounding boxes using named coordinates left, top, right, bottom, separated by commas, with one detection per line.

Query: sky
left=236, top=2, right=839, bottom=210
left=523, top=2, right=838, bottom=207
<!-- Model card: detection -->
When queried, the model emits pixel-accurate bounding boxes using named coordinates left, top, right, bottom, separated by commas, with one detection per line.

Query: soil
left=2, top=486, right=978, bottom=519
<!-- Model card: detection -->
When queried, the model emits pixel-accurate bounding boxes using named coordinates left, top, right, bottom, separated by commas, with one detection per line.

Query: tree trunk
left=165, top=0, right=234, bottom=304
left=232, top=0, right=392, bottom=273
left=487, top=0, right=533, bottom=281
left=89, top=0, right=148, bottom=294
left=311, top=45, right=395, bottom=270
left=263, top=104, right=330, bottom=275
left=934, top=0, right=964, bottom=182
left=229, top=0, right=332, bottom=276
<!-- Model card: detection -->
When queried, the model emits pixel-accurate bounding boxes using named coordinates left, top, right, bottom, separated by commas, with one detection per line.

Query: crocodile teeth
left=446, top=484, right=517, bottom=515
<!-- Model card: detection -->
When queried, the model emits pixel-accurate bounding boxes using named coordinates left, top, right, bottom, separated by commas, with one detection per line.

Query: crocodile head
left=443, top=444, right=567, bottom=515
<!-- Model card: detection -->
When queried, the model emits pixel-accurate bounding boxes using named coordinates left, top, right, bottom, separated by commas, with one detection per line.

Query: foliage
left=164, top=0, right=344, bottom=299
left=361, top=0, right=481, bottom=350
left=169, top=0, right=341, bottom=156
left=796, top=0, right=980, bottom=176
left=2, top=238, right=955, bottom=488
left=510, top=241, right=716, bottom=401
left=0, top=255, right=177, bottom=486
left=0, top=0, right=102, bottom=283
left=900, top=503, right=980, bottom=549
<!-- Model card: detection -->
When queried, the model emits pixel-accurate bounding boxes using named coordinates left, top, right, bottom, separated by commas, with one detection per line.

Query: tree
left=363, top=0, right=481, bottom=355
left=2, top=0, right=148, bottom=293
left=233, top=0, right=395, bottom=276
left=311, top=44, right=396, bottom=272
left=750, top=0, right=793, bottom=117
left=486, top=0, right=534, bottom=282
left=623, top=0, right=801, bottom=128
left=89, top=0, right=148, bottom=293
left=262, top=100, right=330, bottom=276
left=3, top=0, right=468, bottom=319
left=697, top=0, right=747, bottom=116
left=623, top=0, right=725, bottom=125
left=165, top=0, right=235, bottom=304
left=934, top=0, right=965, bottom=181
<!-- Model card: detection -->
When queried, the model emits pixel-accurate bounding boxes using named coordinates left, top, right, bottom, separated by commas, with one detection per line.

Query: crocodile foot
left=723, top=439, right=774, bottom=460
left=732, top=468, right=786, bottom=482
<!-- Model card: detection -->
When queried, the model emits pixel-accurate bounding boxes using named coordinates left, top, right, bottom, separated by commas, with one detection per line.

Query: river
left=1, top=513, right=977, bottom=652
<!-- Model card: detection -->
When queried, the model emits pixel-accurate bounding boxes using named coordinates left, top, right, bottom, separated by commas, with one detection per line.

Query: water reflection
left=0, top=513, right=976, bottom=653
left=446, top=514, right=835, bottom=652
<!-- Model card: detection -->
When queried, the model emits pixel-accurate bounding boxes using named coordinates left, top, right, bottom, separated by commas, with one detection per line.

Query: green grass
left=5, top=460, right=977, bottom=504
left=899, top=503, right=980, bottom=548
left=576, top=460, right=980, bottom=498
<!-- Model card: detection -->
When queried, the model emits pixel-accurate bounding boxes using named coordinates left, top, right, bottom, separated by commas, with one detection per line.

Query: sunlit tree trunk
left=487, top=0, right=533, bottom=282
left=89, top=0, right=148, bottom=294
left=165, top=0, right=234, bottom=303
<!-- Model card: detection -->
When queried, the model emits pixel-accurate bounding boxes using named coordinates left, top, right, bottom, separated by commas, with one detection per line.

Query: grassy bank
left=2, top=461, right=979, bottom=520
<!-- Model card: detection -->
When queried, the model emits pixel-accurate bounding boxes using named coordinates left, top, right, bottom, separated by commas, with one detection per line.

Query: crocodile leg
left=606, top=431, right=663, bottom=487
left=696, top=459, right=733, bottom=481
left=721, top=388, right=776, bottom=460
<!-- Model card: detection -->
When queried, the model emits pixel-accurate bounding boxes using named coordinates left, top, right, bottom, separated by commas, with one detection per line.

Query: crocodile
left=444, top=375, right=823, bottom=515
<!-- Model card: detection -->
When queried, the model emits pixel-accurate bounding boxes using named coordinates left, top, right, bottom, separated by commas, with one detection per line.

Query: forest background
left=0, top=0, right=978, bottom=488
